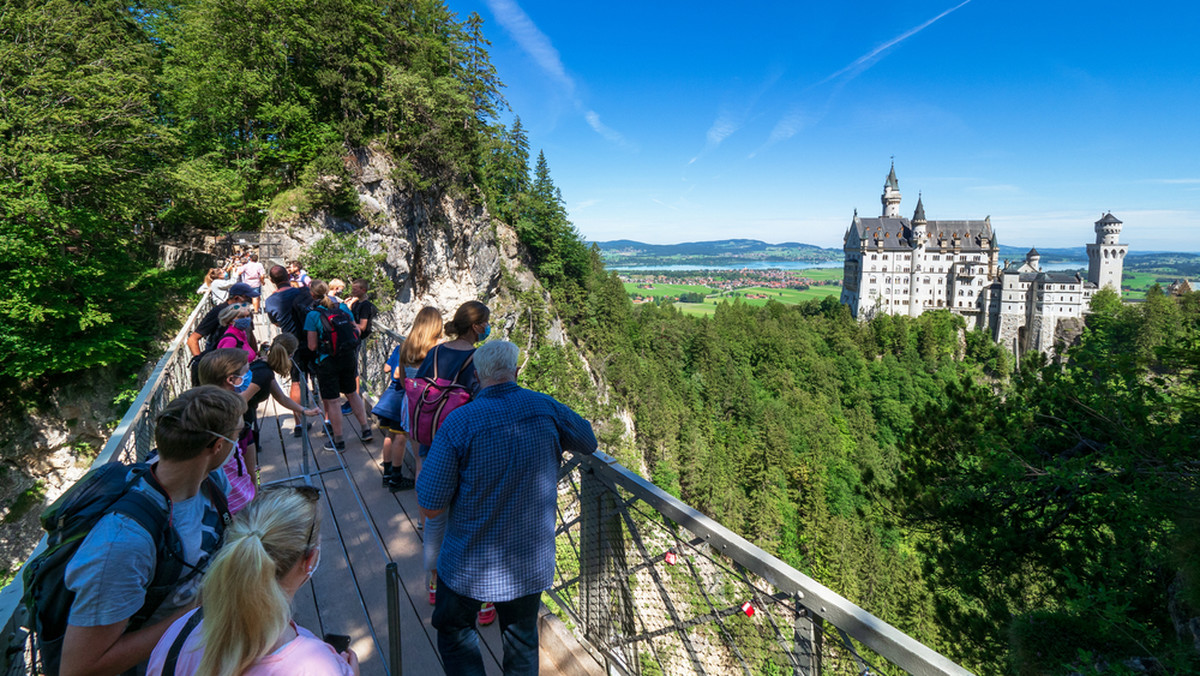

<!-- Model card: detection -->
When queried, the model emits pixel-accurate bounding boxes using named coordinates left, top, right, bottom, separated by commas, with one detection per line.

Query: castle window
left=924, top=278, right=930, bottom=284
left=932, top=255, right=940, bottom=261
left=870, top=277, right=877, bottom=284
left=871, top=254, right=877, bottom=260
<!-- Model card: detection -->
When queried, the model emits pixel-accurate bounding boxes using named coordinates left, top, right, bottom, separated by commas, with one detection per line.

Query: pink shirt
left=148, top=609, right=354, bottom=676
left=217, top=326, right=257, bottom=362
left=238, top=261, right=266, bottom=288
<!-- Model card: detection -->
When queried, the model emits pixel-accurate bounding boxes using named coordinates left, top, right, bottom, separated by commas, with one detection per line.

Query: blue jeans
left=431, top=580, right=540, bottom=676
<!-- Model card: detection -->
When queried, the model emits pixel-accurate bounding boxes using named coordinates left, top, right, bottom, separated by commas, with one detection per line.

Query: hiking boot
left=477, top=603, right=496, bottom=626
left=322, top=439, right=346, bottom=453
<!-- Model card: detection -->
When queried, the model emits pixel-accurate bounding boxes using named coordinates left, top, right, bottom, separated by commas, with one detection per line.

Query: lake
left=610, top=259, right=1090, bottom=272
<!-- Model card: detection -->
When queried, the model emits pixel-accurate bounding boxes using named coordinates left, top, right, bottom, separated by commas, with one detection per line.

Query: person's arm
left=555, top=400, right=598, bottom=456
left=307, top=329, right=318, bottom=353
left=60, top=608, right=189, bottom=676
left=187, top=332, right=203, bottom=357
left=268, top=378, right=321, bottom=416
left=415, top=421, right=461, bottom=518
left=356, top=316, right=369, bottom=333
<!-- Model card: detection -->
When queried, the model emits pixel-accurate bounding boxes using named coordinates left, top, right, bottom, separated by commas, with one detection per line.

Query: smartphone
left=324, top=633, right=351, bottom=653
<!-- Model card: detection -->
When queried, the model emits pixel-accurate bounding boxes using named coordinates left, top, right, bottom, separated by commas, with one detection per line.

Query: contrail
left=815, top=0, right=973, bottom=86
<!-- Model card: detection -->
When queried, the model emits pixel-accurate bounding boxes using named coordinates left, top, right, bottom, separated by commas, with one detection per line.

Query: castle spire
left=912, top=193, right=926, bottom=224
left=881, top=160, right=902, bottom=218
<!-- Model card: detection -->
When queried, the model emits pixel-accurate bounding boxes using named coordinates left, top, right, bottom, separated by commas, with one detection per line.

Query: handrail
left=552, top=452, right=973, bottom=676
left=0, top=291, right=216, bottom=674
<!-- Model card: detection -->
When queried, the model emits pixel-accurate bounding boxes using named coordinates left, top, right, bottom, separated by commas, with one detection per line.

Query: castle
left=839, top=164, right=1129, bottom=353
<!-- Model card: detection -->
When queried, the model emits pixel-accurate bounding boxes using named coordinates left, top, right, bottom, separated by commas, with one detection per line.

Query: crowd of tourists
left=24, top=251, right=597, bottom=676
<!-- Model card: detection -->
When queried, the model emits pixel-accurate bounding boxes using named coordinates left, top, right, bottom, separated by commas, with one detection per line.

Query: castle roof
left=886, top=163, right=899, bottom=190
left=1028, top=247, right=1040, bottom=257
left=849, top=216, right=993, bottom=251
left=913, top=195, right=926, bottom=222
left=1096, top=212, right=1122, bottom=225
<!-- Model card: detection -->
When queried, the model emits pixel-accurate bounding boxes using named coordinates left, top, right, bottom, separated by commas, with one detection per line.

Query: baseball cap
left=229, top=282, right=261, bottom=298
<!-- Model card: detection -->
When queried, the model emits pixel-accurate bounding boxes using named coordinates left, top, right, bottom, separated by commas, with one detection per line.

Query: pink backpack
left=404, top=346, right=474, bottom=445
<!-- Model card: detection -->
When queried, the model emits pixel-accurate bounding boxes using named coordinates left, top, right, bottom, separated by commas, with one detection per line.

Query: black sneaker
left=341, top=402, right=353, bottom=415
left=322, top=439, right=346, bottom=453
left=360, top=429, right=374, bottom=444
left=292, top=422, right=311, bottom=438
left=387, top=476, right=415, bottom=491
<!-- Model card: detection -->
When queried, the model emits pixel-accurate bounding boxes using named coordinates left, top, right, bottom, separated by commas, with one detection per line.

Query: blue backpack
left=22, top=461, right=230, bottom=675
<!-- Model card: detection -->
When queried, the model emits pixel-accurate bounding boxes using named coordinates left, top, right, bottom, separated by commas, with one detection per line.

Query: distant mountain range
left=593, top=239, right=1199, bottom=269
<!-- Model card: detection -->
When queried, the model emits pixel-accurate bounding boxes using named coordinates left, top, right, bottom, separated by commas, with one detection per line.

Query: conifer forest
left=2, top=0, right=1198, bottom=672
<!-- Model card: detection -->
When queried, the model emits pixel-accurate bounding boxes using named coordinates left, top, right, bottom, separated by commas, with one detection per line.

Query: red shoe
left=477, top=603, right=496, bottom=626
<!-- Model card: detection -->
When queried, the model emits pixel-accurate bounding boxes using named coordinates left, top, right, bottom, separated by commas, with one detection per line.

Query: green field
left=1122, top=271, right=1176, bottom=300
left=623, top=282, right=715, bottom=298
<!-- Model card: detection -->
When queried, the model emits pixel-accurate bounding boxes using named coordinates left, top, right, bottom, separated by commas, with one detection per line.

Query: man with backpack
left=265, top=265, right=317, bottom=437
left=304, top=280, right=371, bottom=452
left=26, top=386, right=244, bottom=676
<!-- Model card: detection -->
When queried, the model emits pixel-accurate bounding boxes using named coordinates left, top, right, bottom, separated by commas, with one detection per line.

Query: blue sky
left=450, top=0, right=1200, bottom=252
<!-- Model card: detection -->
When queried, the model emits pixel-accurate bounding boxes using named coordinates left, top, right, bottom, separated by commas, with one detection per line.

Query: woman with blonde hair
left=198, top=267, right=237, bottom=304
left=147, top=485, right=359, bottom=676
left=378, top=306, right=442, bottom=492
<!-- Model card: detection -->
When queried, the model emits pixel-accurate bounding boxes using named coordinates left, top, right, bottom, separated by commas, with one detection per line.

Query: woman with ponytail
left=147, top=486, right=359, bottom=676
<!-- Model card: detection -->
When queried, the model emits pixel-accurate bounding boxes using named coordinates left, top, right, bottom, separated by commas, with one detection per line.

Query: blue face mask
left=232, top=372, right=251, bottom=393
left=478, top=324, right=491, bottom=342
left=233, top=317, right=253, bottom=332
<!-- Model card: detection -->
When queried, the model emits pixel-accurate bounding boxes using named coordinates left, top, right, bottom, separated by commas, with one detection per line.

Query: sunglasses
left=265, top=484, right=322, bottom=551
left=158, top=410, right=238, bottom=446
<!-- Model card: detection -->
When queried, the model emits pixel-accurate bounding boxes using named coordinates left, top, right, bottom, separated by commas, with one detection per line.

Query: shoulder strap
left=162, top=609, right=204, bottom=676
left=430, top=344, right=442, bottom=380
left=451, top=352, right=475, bottom=383
left=201, top=475, right=232, bottom=530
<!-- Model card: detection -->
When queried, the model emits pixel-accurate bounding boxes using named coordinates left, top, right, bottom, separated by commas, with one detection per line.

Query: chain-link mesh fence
left=550, top=456, right=970, bottom=676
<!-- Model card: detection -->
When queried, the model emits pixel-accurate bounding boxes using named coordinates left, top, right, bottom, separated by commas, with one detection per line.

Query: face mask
left=478, top=325, right=491, bottom=342
left=210, top=431, right=238, bottom=465
left=232, top=372, right=251, bottom=393
left=233, top=316, right=253, bottom=331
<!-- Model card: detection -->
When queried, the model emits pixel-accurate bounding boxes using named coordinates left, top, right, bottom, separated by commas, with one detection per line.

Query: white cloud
left=816, top=0, right=974, bottom=87
left=484, top=0, right=633, bottom=148
left=1140, top=178, right=1200, bottom=185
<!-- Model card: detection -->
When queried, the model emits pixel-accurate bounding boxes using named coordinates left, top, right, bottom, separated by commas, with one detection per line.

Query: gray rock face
left=270, top=145, right=551, bottom=339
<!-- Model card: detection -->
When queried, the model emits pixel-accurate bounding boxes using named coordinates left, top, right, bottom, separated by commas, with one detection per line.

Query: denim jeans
left=431, top=580, right=540, bottom=676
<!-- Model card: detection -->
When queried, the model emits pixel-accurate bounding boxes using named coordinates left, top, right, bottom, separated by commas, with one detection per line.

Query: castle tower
left=881, top=162, right=901, bottom=217
left=1087, top=212, right=1128, bottom=295
left=1026, top=247, right=1041, bottom=271
left=911, top=193, right=927, bottom=240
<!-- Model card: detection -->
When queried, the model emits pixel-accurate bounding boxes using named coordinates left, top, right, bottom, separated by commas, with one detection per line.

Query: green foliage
left=3, top=479, right=46, bottom=523
left=301, top=234, right=395, bottom=311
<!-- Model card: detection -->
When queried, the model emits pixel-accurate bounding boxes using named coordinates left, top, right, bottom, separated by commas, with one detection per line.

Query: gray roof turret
left=886, top=162, right=899, bottom=190
left=913, top=194, right=926, bottom=223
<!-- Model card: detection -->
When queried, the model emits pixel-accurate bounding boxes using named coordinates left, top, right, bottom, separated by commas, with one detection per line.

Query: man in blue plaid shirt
left=417, top=340, right=597, bottom=675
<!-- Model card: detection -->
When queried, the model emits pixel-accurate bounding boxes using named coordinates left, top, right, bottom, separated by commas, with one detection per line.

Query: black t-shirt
left=352, top=298, right=378, bottom=341
left=265, top=287, right=312, bottom=339
left=244, top=360, right=275, bottom=425
left=195, top=301, right=233, bottom=349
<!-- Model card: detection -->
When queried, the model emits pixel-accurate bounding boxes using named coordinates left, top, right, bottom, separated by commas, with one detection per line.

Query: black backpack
left=315, top=306, right=360, bottom=356
left=22, top=462, right=231, bottom=675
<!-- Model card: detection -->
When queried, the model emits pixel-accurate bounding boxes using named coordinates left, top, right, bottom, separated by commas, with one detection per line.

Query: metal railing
left=0, top=292, right=216, bottom=675
left=548, top=456, right=972, bottom=676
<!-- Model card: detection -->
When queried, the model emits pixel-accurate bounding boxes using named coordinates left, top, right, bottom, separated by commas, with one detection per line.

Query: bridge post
left=794, top=600, right=823, bottom=676
left=579, top=467, right=637, bottom=674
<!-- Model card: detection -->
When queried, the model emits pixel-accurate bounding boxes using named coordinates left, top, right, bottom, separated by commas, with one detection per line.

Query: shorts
left=314, top=351, right=358, bottom=400
left=376, top=416, right=405, bottom=435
